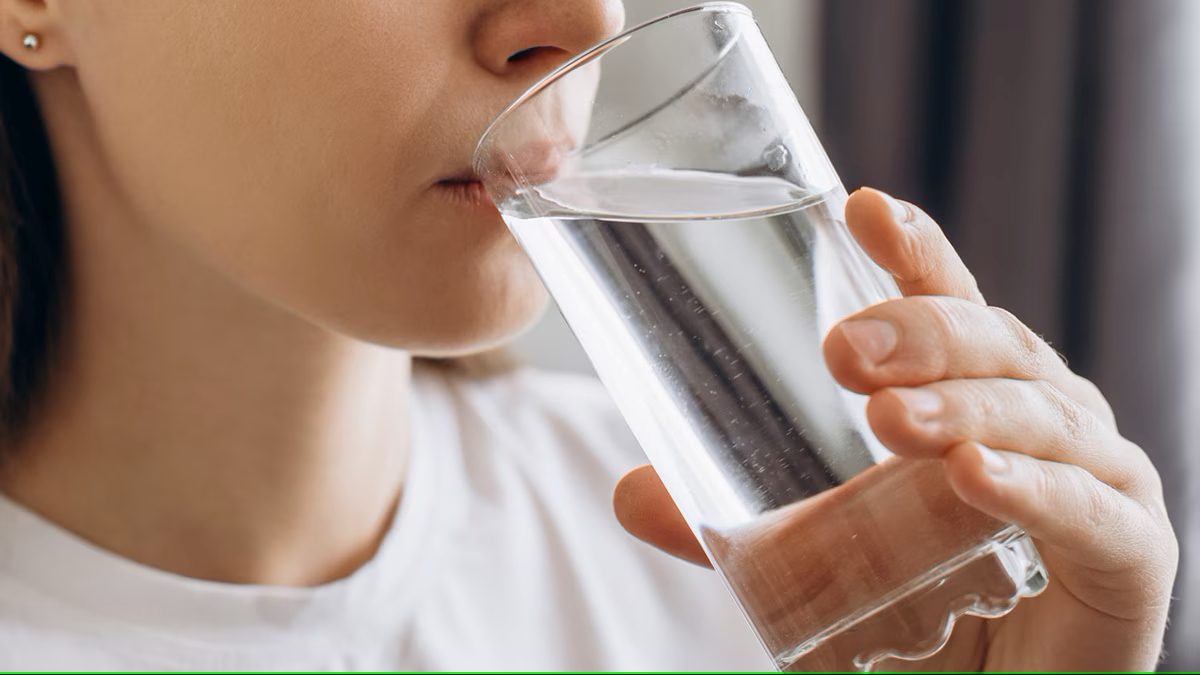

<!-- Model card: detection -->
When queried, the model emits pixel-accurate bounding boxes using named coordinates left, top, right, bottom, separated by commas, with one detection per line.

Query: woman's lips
left=472, top=137, right=572, bottom=192
left=440, top=134, right=571, bottom=210
left=434, top=175, right=494, bottom=209
left=501, top=139, right=568, bottom=184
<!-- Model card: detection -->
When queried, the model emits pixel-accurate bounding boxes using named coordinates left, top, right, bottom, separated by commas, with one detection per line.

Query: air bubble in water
left=763, top=144, right=789, bottom=172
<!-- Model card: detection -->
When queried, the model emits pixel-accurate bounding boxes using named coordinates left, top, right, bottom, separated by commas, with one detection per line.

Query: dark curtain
left=819, top=0, right=1200, bottom=668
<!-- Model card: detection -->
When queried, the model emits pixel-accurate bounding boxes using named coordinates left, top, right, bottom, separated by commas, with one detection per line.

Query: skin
left=1, top=0, right=1177, bottom=670
left=0, top=0, right=623, bottom=584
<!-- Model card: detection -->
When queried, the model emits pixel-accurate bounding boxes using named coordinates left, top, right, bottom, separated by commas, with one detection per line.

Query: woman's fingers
left=943, top=443, right=1176, bottom=592
left=844, top=188, right=985, bottom=304
left=867, top=378, right=1156, bottom=498
left=824, top=295, right=1114, bottom=426
left=612, top=464, right=709, bottom=567
left=826, top=296, right=1064, bottom=390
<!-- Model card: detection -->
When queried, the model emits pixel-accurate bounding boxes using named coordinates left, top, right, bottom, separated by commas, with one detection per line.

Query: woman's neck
left=4, top=225, right=412, bottom=587
left=2, top=71, right=411, bottom=586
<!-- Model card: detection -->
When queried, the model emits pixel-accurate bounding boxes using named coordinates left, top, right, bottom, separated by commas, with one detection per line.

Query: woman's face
left=43, top=0, right=624, bottom=353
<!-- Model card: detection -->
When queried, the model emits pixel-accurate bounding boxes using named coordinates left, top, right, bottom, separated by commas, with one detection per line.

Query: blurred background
left=511, top=0, right=1200, bottom=669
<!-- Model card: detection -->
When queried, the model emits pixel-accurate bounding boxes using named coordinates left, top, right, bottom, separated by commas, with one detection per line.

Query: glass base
left=776, top=526, right=1048, bottom=672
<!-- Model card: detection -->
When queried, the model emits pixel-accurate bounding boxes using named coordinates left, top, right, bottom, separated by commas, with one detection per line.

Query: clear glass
left=474, top=3, right=1048, bottom=670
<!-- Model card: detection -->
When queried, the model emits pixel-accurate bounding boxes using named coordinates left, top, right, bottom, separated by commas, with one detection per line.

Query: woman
left=0, top=0, right=1176, bottom=670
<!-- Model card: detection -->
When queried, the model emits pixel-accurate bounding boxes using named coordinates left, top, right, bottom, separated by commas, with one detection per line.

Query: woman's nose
left=472, top=0, right=625, bottom=77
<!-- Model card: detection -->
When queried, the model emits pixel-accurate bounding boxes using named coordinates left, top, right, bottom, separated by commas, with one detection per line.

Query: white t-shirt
left=0, top=363, right=771, bottom=670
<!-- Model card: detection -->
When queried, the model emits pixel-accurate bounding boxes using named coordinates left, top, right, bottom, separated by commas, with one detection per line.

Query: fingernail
left=876, top=189, right=913, bottom=224
left=977, top=445, right=1010, bottom=477
left=893, top=388, right=942, bottom=422
left=840, top=319, right=898, bottom=365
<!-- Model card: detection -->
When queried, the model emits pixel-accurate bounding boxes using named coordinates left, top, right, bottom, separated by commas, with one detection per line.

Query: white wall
left=510, top=0, right=821, bottom=373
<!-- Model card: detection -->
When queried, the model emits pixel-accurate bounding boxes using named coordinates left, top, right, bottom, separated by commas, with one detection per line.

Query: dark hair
left=0, top=55, right=68, bottom=448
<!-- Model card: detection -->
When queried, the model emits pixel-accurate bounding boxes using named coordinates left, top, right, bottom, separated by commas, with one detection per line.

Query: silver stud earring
left=22, top=33, right=40, bottom=51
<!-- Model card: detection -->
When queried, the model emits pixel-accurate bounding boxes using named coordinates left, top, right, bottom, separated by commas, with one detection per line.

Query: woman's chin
left=345, top=282, right=551, bottom=356
left=455, top=287, right=551, bottom=353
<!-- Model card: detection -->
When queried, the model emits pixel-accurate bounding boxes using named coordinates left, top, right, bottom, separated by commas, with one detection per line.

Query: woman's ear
left=1, top=0, right=75, bottom=70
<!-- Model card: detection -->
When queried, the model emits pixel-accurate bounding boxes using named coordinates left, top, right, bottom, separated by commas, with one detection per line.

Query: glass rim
left=472, top=1, right=754, bottom=172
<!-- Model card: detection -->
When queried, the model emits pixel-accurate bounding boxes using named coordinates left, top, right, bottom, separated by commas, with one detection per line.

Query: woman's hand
left=612, top=188, right=1178, bottom=671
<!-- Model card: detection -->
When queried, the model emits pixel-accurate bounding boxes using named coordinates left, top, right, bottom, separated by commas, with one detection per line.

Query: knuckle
left=1162, top=517, right=1181, bottom=570
left=1026, top=459, right=1059, bottom=510
left=900, top=219, right=943, bottom=284
left=951, top=379, right=997, bottom=424
left=1039, top=381, right=1096, bottom=449
left=1080, top=476, right=1114, bottom=531
left=1054, top=463, right=1109, bottom=529
left=901, top=213, right=984, bottom=301
left=1131, top=492, right=1179, bottom=583
left=1074, top=375, right=1118, bottom=428
left=989, top=306, right=1048, bottom=377
left=1120, top=439, right=1165, bottom=499
left=896, top=296, right=961, bottom=379
left=961, top=267, right=983, bottom=296
left=914, top=296, right=962, bottom=345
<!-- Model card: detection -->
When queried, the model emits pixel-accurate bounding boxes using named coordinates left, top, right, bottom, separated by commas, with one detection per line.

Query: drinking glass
left=473, top=3, right=1048, bottom=670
